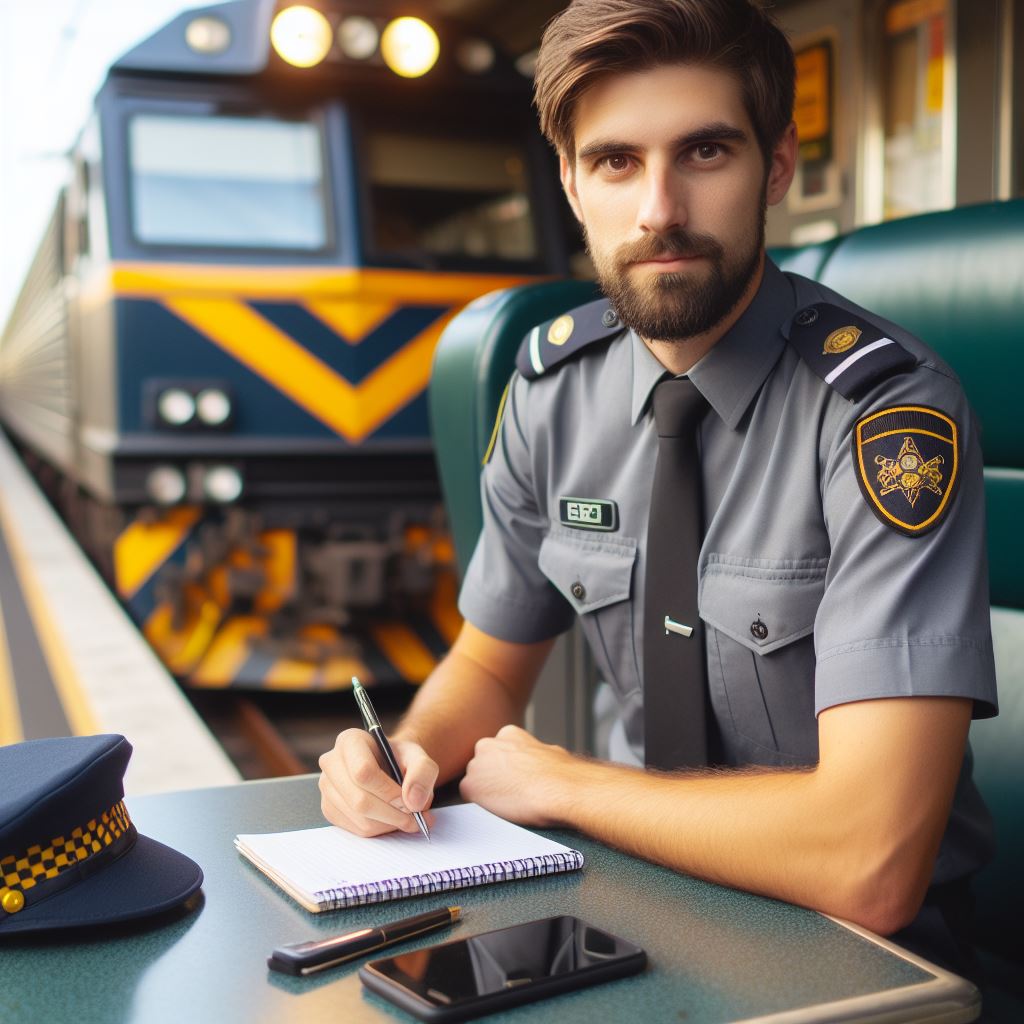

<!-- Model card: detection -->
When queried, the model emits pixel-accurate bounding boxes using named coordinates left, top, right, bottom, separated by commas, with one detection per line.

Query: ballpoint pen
left=268, top=906, right=462, bottom=975
left=352, top=675, right=431, bottom=841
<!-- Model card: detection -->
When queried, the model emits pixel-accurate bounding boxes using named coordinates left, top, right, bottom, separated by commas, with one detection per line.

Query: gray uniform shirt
left=459, top=260, right=998, bottom=884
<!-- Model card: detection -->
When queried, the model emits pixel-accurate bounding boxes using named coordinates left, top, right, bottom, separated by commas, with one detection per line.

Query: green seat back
left=429, top=280, right=601, bottom=576
left=767, top=237, right=842, bottom=279
left=779, top=200, right=1024, bottom=962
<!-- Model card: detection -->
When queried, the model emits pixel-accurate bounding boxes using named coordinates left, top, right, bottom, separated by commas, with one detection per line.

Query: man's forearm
left=394, top=648, right=532, bottom=784
left=552, top=759, right=894, bottom=924
left=461, top=699, right=970, bottom=935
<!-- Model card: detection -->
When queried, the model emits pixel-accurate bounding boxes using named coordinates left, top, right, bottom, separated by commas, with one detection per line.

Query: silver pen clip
left=351, top=677, right=381, bottom=730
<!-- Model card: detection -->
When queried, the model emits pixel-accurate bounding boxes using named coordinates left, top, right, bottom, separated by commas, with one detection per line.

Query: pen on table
left=351, top=675, right=431, bottom=841
left=268, top=906, right=462, bottom=976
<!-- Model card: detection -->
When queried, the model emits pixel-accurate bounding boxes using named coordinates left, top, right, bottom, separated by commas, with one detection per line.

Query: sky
left=0, top=0, right=199, bottom=324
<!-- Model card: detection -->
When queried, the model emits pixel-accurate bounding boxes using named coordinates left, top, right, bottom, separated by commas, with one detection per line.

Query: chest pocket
left=538, top=527, right=639, bottom=697
left=699, top=556, right=826, bottom=764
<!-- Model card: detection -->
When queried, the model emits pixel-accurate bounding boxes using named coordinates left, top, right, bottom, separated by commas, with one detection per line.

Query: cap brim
left=0, top=833, right=202, bottom=936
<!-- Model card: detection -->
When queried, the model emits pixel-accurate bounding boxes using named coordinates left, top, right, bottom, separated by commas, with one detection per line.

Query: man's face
left=561, top=63, right=793, bottom=344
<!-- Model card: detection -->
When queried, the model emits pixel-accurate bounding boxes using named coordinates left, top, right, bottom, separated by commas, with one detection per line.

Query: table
left=0, top=776, right=980, bottom=1023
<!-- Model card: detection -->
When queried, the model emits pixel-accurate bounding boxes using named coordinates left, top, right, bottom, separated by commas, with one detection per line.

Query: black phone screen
left=359, top=915, right=646, bottom=1022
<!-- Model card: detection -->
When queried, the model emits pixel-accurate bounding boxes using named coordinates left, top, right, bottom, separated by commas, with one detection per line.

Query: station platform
left=0, top=430, right=240, bottom=794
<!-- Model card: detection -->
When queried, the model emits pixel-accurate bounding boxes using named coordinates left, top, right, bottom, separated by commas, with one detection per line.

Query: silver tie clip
left=664, top=616, right=693, bottom=638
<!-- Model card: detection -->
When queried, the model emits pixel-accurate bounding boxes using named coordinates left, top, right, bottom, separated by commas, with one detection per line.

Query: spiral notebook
left=235, top=803, right=585, bottom=912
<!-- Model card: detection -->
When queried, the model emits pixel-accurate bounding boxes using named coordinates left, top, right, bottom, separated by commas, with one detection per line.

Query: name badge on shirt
left=558, top=497, right=618, bottom=531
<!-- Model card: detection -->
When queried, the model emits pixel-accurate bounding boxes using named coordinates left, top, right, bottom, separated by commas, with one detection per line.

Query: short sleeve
left=458, top=373, right=575, bottom=642
left=814, top=366, right=998, bottom=719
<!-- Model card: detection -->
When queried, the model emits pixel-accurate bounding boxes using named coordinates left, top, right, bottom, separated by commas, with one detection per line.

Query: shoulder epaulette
left=784, top=302, right=918, bottom=400
left=515, top=297, right=623, bottom=380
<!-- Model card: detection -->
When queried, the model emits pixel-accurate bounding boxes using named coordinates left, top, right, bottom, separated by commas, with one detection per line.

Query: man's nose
left=637, top=166, right=686, bottom=234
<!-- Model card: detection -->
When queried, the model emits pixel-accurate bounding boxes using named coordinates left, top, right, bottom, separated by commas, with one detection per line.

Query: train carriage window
left=365, top=131, right=537, bottom=264
left=129, top=115, right=328, bottom=249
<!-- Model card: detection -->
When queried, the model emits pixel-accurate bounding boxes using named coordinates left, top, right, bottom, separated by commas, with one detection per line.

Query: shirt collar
left=629, top=259, right=795, bottom=429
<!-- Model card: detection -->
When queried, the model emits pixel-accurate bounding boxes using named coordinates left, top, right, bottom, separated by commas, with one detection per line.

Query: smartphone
left=359, top=914, right=646, bottom=1023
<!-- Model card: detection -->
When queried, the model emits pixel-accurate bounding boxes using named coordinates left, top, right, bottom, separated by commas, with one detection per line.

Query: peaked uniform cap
left=0, top=734, right=203, bottom=935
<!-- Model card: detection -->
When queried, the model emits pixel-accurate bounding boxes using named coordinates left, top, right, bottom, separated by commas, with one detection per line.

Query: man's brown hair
left=534, top=0, right=795, bottom=163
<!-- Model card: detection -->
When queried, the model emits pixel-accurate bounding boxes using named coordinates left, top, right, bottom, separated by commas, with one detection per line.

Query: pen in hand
left=351, top=676, right=431, bottom=841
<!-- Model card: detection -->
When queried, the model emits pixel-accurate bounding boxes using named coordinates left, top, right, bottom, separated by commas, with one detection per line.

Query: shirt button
left=571, top=581, right=586, bottom=601
left=601, top=308, right=620, bottom=328
left=794, top=306, right=818, bottom=327
left=750, top=618, right=768, bottom=641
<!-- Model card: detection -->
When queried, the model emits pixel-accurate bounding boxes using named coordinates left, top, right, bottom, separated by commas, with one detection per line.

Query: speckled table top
left=0, top=775, right=977, bottom=1024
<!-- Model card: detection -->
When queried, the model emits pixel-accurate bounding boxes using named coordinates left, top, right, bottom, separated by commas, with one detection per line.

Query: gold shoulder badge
left=823, top=325, right=861, bottom=355
left=547, top=314, right=574, bottom=346
left=852, top=405, right=960, bottom=536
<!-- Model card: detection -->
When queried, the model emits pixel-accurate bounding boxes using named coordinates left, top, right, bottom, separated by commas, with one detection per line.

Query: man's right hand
left=318, top=729, right=439, bottom=837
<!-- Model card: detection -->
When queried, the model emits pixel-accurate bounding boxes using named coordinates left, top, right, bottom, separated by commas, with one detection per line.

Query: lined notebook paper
left=235, top=803, right=584, bottom=911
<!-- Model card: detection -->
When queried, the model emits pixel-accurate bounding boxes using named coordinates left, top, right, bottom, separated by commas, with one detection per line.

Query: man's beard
left=586, top=204, right=765, bottom=343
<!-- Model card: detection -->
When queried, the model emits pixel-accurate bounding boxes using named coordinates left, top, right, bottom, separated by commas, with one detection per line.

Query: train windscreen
left=128, top=114, right=328, bottom=250
left=365, top=131, right=537, bottom=264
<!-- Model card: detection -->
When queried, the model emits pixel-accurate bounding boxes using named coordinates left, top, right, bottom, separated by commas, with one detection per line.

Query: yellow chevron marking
left=369, top=622, right=438, bottom=684
left=190, top=616, right=268, bottom=689
left=264, top=658, right=320, bottom=691
left=0, top=603, right=23, bottom=743
left=146, top=599, right=224, bottom=676
left=0, top=496, right=99, bottom=735
left=114, top=507, right=201, bottom=599
left=253, top=530, right=297, bottom=614
left=322, top=654, right=372, bottom=688
left=306, top=297, right=398, bottom=344
left=163, top=296, right=457, bottom=442
left=430, top=570, right=463, bottom=646
left=111, top=262, right=535, bottom=303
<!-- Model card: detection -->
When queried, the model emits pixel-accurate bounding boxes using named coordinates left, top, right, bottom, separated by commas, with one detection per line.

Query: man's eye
left=601, top=155, right=631, bottom=172
left=694, top=143, right=722, bottom=161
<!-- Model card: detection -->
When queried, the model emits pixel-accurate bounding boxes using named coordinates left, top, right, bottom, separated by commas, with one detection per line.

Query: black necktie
left=643, top=378, right=709, bottom=770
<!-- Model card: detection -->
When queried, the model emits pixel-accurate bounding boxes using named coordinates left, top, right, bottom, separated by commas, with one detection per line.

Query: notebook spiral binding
left=316, top=850, right=585, bottom=908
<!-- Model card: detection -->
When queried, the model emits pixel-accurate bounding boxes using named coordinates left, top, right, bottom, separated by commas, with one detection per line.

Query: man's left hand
left=459, top=725, right=579, bottom=827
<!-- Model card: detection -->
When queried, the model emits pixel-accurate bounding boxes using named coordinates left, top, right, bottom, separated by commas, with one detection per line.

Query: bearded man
left=319, top=0, right=997, bottom=978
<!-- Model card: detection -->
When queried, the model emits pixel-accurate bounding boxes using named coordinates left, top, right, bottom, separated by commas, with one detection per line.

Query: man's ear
left=766, top=122, right=798, bottom=207
left=559, top=153, right=584, bottom=222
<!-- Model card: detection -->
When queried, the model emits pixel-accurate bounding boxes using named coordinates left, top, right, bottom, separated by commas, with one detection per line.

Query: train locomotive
left=0, top=0, right=573, bottom=690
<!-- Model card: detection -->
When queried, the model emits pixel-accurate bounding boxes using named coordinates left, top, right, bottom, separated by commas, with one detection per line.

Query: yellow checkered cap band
left=1, top=801, right=133, bottom=914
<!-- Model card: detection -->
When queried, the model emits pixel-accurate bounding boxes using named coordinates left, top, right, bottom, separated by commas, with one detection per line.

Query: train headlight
left=185, top=16, right=231, bottom=55
left=271, top=6, right=332, bottom=68
left=147, top=466, right=187, bottom=505
left=381, top=17, right=439, bottom=78
left=338, top=16, right=378, bottom=60
left=195, top=388, right=232, bottom=427
left=203, top=466, right=244, bottom=504
left=157, top=388, right=196, bottom=426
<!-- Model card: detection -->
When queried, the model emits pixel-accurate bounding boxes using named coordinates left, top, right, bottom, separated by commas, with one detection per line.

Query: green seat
left=429, top=279, right=600, bottom=576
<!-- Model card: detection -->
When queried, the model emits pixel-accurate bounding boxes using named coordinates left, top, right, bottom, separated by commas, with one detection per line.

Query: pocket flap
left=538, top=527, right=637, bottom=613
left=699, top=556, right=827, bottom=654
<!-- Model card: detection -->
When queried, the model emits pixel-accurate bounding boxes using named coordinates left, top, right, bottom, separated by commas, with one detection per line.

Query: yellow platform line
left=0, top=497, right=100, bottom=736
left=0, top=602, right=24, bottom=744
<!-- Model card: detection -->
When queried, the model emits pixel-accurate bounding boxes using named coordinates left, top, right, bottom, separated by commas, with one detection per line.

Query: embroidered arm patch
left=852, top=405, right=960, bottom=536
